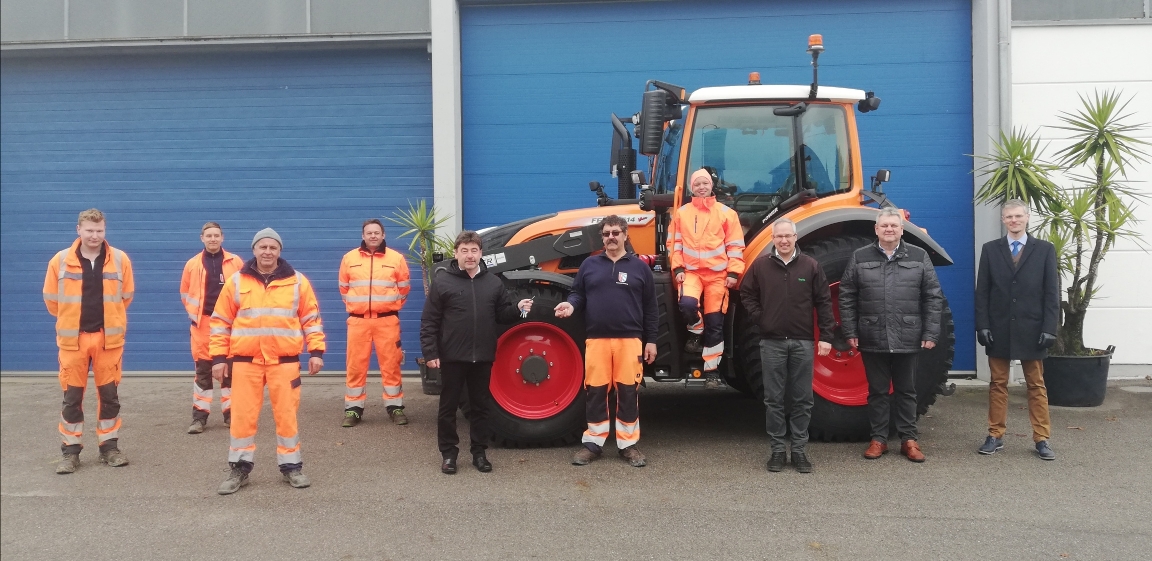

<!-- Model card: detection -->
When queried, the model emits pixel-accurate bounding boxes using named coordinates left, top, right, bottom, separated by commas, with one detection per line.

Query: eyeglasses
left=601, top=230, right=624, bottom=238
left=773, top=233, right=796, bottom=239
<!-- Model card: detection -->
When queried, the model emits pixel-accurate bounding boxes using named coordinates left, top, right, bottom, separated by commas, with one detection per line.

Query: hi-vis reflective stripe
left=236, top=308, right=297, bottom=318
left=347, top=280, right=400, bottom=288
left=344, top=294, right=402, bottom=303
left=181, top=293, right=200, bottom=307
left=726, top=240, right=746, bottom=248
left=345, top=386, right=366, bottom=398
left=231, top=327, right=302, bottom=338
left=210, top=326, right=232, bottom=336
left=397, top=280, right=410, bottom=288
left=338, top=281, right=351, bottom=289
left=193, top=383, right=213, bottom=411
left=727, top=249, right=744, bottom=259
left=61, top=271, right=84, bottom=280
left=96, top=418, right=121, bottom=441
left=229, top=436, right=256, bottom=463
left=673, top=243, right=684, bottom=252
left=382, top=385, right=403, bottom=406
left=300, top=313, right=319, bottom=324
left=682, top=247, right=726, bottom=259
left=58, top=329, right=80, bottom=338
left=59, top=416, right=83, bottom=444
left=303, top=325, right=324, bottom=335
left=615, top=419, right=639, bottom=438
left=292, top=274, right=301, bottom=311
left=103, top=294, right=123, bottom=303
left=232, top=273, right=242, bottom=305
left=104, top=326, right=125, bottom=336
left=277, top=434, right=302, bottom=464
left=212, top=312, right=233, bottom=325
left=45, top=294, right=84, bottom=303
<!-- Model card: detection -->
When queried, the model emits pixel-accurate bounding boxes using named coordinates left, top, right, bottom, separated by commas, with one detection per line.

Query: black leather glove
left=977, top=329, right=993, bottom=347
left=1039, top=332, right=1057, bottom=349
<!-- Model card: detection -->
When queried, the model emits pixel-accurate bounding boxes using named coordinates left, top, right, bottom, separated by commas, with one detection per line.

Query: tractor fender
left=793, top=207, right=954, bottom=266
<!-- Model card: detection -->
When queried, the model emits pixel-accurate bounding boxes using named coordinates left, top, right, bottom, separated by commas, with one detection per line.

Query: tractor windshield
left=684, top=104, right=851, bottom=234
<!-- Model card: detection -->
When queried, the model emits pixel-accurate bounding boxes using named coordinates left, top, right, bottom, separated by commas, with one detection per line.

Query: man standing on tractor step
left=668, top=168, right=746, bottom=389
left=181, top=221, right=243, bottom=435
left=420, top=231, right=534, bottom=475
left=339, top=218, right=411, bottom=428
left=45, top=208, right=134, bottom=474
left=839, top=207, right=943, bottom=463
left=556, top=215, right=658, bottom=468
left=212, top=228, right=326, bottom=494
left=739, top=218, right=835, bottom=474
left=975, top=199, right=1059, bottom=461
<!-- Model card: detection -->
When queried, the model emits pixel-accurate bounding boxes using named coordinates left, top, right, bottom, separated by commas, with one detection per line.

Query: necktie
left=1011, top=241, right=1021, bottom=257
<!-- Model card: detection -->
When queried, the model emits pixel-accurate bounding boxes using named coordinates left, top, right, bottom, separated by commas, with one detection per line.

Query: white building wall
left=1012, top=24, right=1152, bottom=367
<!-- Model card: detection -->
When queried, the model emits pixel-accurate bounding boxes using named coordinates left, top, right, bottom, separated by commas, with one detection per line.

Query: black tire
left=487, top=282, right=587, bottom=448
left=733, top=234, right=955, bottom=442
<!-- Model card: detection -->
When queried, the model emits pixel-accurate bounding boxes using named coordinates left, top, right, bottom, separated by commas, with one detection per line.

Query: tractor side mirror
left=858, top=91, right=881, bottom=113
left=871, top=169, right=891, bottom=192
left=638, top=89, right=668, bottom=156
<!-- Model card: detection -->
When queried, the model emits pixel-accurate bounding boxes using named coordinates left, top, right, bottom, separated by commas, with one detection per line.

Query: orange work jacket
left=667, top=196, right=746, bottom=278
left=43, top=239, right=135, bottom=351
left=209, top=260, right=326, bottom=364
left=338, top=243, right=411, bottom=315
left=180, top=250, right=243, bottom=325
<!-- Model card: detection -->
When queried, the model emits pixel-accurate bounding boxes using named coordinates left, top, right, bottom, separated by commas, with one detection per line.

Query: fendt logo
left=568, top=214, right=654, bottom=228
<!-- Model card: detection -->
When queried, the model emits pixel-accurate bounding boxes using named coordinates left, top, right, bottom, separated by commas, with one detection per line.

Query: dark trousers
left=760, top=339, right=814, bottom=453
left=861, top=351, right=918, bottom=443
left=437, top=361, right=492, bottom=459
left=193, top=359, right=232, bottom=422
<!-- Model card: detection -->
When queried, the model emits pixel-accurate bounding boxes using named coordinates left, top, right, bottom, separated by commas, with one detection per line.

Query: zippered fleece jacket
left=567, top=252, right=658, bottom=343
left=420, top=261, right=520, bottom=363
left=739, top=248, right=835, bottom=341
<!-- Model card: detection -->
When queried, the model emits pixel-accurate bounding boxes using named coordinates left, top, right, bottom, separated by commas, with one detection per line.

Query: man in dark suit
left=975, top=199, right=1060, bottom=461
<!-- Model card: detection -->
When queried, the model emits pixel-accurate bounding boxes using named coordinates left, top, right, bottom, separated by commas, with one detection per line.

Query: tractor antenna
left=807, top=34, right=824, bottom=100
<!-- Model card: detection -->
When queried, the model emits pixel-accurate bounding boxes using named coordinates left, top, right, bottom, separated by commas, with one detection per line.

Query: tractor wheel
left=487, top=283, right=587, bottom=447
left=734, top=234, right=955, bottom=442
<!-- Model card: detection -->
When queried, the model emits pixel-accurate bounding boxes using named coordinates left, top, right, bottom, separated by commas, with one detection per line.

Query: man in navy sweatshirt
left=555, top=215, right=658, bottom=468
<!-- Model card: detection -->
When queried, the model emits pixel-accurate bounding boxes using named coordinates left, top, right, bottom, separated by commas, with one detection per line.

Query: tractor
left=426, top=35, right=956, bottom=446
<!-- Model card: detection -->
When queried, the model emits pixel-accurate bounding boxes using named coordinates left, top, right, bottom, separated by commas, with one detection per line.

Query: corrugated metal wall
left=460, top=0, right=977, bottom=369
left=1, top=48, right=433, bottom=372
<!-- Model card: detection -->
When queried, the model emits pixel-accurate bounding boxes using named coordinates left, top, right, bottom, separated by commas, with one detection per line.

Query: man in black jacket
left=840, top=208, right=944, bottom=463
left=740, top=218, right=835, bottom=473
left=974, top=199, right=1059, bottom=460
left=420, top=231, right=533, bottom=474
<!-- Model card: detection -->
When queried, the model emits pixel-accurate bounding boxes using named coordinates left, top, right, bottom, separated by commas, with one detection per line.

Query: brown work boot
left=99, top=448, right=129, bottom=467
left=901, top=440, right=926, bottom=463
left=55, top=453, right=80, bottom=474
left=571, top=446, right=601, bottom=466
left=619, top=446, right=647, bottom=467
left=863, top=440, right=888, bottom=459
left=187, top=419, right=206, bottom=434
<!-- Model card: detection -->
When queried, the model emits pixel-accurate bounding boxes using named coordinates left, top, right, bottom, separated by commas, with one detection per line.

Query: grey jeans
left=760, top=339, right=815, bottom=453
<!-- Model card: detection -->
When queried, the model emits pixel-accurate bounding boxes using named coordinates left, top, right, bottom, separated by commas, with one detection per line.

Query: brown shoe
left=901, top=440, right=926, bottom=463
left=863, top=440, right=888, bottom=459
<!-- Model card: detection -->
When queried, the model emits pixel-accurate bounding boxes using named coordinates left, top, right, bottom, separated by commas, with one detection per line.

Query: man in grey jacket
left=839, top=208, right=944, bottom=462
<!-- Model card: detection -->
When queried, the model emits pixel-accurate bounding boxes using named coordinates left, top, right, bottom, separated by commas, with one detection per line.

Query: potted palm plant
left=973, top=90, right=1147, bottom=406
left=387, top=200, right=456, bottom=395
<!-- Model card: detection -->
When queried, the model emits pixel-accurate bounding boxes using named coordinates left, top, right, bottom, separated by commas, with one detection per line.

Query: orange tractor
left=428, top=35, right=955, bottom=445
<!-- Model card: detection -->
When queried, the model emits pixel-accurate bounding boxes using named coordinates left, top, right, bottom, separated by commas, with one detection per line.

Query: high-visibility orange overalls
left=180, top=249, right=242, bottom=425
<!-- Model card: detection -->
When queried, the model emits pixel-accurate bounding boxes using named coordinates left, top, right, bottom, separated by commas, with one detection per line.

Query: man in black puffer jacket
left=420, top=231, right=533, bottom=475
left=840, top=208, right=944, bottom=463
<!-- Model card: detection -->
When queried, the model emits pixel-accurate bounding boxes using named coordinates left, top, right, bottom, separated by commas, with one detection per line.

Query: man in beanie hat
left=338, top=218, right=411, bottom=427
left=211, top=227, right=326, bottom=494
left=667, top=168, right=746, bottom=388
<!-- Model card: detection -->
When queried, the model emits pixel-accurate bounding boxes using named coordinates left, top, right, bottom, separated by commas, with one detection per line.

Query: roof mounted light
left=807, top=34, right=823, bottom=99
left=807, top=34, right=824, bottom=54
left=748, top=72, right=761, bottom=85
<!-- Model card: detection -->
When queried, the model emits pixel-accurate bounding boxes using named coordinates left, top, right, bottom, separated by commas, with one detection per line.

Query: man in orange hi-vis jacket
left=338, top=218, right=411, bottom=428
left=45, top=208, right=135, bottom=474
left=668, top=168, right=746, bottom=389
left=180, top=221, right=243, bottom=435
left=211, top=228, right=326, bottom=495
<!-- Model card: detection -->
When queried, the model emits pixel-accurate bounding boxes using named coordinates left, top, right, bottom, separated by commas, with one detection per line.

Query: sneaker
left=619, top=446, right=647, bottom=467
left=389, top=408, right=409, bottom=426
left=341, top=410, right=361, bottom=428
left=1035, top=440, right=1056, bottom=461
left=217, top=467, right=249, bottom=495
left=766, top=451, right=787, bottom=473
left=703, top=373, right=724, bottom=390
left=571, top=446, right=601, bottom=466
left=978, top=436, right=1004, bottom=455
left=99, top=448, right=129, bottom=467
left=792, top=451, right=813, bottom=473
left=282, top=469, right=311, bottom=488
left=187, top=420, right=206, bottom=434
left=55, top=453, right=80, bottom=474
left=684, top=335, right=703, bottom=354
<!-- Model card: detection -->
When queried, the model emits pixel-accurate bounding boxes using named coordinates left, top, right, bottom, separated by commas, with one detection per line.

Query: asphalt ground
left=2, top=376, right=1150, bottom=561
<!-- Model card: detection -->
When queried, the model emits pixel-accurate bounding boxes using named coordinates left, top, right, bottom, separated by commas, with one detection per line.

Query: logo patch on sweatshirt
left=617, top=272, right=628, bottom=284
left=798, top=278, right=806, bottom=282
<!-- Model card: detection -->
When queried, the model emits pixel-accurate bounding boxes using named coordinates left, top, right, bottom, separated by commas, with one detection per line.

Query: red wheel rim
left=812, top=281, right=868, bottom=406
left=491, top=322, right=584, bottom=420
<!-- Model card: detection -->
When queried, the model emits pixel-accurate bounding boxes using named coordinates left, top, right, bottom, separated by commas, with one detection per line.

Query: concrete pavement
left=2, top=376, right=1150, bottom=560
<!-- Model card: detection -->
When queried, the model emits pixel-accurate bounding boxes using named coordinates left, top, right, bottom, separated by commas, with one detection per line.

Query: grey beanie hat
left=252, top=227, right=283, bottom=249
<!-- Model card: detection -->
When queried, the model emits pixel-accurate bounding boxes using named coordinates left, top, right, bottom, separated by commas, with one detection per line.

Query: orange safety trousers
left=344, top=314, right=404, bottom=411
left=582, top=338, right=642, bottom=450
left=228, top=361, right=302, bottom=469
left=190, top=315, right=230, bottom=422
left=679, top=270, right=729, bottom=372
left=58, top=330, right=123, bottom=454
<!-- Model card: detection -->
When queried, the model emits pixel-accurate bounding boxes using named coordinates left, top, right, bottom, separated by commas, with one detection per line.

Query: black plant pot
left=1042, top=346, right=1114, bottom=407
left=417, top=358, right=442, bottom=396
